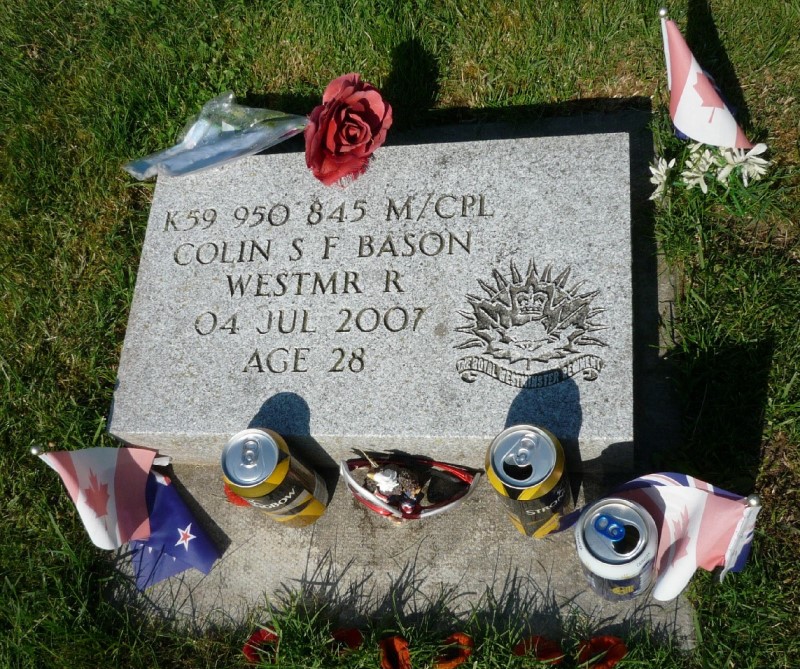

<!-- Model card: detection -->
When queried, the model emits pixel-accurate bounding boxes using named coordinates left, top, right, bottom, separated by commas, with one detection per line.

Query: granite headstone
left=109, top=132, right=633, bottom=470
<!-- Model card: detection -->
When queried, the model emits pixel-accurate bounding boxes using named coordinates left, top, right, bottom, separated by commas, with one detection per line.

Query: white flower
left=688, top=142, right=707, bottom=161
left=649, top=156, right=676, bottom=201
left=681, top=144, right=716, bottom=194
left=716, top=143, right=770, bottom=187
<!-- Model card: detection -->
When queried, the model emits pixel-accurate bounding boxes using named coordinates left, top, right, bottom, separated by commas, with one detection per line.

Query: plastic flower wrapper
left=124, top=92, right=307, bottom=180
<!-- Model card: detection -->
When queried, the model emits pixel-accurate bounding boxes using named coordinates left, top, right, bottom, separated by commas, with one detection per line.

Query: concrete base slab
left=119, top=462, right=695, bottom=648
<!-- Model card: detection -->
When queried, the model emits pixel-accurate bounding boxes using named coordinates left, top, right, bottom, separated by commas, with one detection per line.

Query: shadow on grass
left=660, top=340, right=774, bottom=494
left=383, top=37, right=440, bottom=127
left=685, top=0, right=750, bottom=131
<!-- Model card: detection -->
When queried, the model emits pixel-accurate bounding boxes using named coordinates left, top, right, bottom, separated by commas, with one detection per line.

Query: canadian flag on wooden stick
left=39, top=447, right=155, bottom=549
left=660, top=9, right=752, bottom=149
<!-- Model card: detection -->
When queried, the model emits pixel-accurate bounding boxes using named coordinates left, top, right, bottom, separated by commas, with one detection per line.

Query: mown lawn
left=1, top=1, right=798, bottom=667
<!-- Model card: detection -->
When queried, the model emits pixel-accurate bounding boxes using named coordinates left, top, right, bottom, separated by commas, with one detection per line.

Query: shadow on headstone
left=248, top=392, right=339, bottom=500
left=504, top=378, right=583, bottom=501
left=278, top=549, right=690, bottom=648
left=274, top=548, right=470, bottom=631
left=371, top=557, right=468, bottom=630
left=282, top=549, right=562, bottom=634
left=472, top=567, right=564, bottom=639
left=579, top=441, right=636, bottom=501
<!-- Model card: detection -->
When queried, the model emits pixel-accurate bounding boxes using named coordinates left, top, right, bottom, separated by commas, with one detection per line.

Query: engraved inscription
left=455, top=259, right=608, bottom=388
left=159, top=193, right=516, bottom=375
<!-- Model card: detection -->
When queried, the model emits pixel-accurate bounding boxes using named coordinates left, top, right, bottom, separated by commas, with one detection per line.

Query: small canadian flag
left=39, top=447, right=155, bottom=549
left=660, top=9, right=752, bottom=149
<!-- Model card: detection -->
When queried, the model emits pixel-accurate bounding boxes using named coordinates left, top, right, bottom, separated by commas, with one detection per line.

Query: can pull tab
left=503, top=434, right=538, bottom=468
left=241, top=439, right=259, bottom=468
left=594, top=513, right=626, bottom=542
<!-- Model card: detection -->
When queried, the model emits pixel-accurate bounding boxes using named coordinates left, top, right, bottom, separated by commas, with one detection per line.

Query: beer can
left=486, top=425, right=573, bottom=538
left=574, top=497, right=658, bottom=600
left=221, top=428, right=328, bottom=527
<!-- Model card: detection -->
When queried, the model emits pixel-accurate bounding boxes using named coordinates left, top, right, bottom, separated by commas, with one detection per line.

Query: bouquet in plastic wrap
left=125, top=74, right=392, bottom=185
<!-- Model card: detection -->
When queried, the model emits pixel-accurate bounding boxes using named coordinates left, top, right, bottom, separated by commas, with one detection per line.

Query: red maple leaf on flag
left=671, top=505, right=692, bottom=562
left=83, top=469, right=110, bottom=518
left=693, top=71, right=725, bottom=123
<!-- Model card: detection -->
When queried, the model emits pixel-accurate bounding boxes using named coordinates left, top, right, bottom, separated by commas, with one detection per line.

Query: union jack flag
left=615, top=473, right=760, bottom=601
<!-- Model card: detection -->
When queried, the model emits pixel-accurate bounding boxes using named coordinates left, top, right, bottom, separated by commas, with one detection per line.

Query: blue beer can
left=574, top=497, right=658, bottom=600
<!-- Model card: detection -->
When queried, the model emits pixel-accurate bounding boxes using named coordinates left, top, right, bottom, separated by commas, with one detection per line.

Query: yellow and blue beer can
left=486, top=424, right=573, bottom=538
left=221, top=428, right=328, bottom=527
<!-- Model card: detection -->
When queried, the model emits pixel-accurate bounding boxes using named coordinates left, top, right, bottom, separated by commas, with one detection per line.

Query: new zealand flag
left=130, top=472, right=220, bottom=590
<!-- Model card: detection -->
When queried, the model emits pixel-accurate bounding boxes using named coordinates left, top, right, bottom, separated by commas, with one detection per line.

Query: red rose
left=304, top=73, right=393, bottom=185
left=577, top=636, right=628, bottom=669
left=242, top=628, right=278, bottom=664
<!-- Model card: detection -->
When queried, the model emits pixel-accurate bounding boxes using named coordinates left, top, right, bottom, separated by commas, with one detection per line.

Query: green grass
left=1, top=0, right=799, bottom=667
left=230, top=593, right=695, bottom=668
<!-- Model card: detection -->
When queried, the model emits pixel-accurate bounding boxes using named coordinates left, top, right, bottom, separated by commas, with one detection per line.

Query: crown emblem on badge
left=455, top=260, right=608, bottom=387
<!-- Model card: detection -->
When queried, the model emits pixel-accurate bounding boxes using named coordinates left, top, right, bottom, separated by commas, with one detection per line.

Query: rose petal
left=345, top=91, right=386, bottom=126
left=304, top=106, right=324, bottom=168
left=322, top=73, right=361, bottom=104
left=242, top=628, right=278, bottom=664
left=337, top=115, right=371, bottom=153
left=577, top=636, right=628, bottom=669
left=315, top=153, right=368, bottom=186
left=434, top=632, right=474, bottom=669
left=324, top=106, right=342, bottom=152
left=223, top=482, right=251, bottom=507
left=330, top=627, right=364, bottom=654
left=379, top=635, right=412, bottom=669
left=512, top=635, right=564, bottom=664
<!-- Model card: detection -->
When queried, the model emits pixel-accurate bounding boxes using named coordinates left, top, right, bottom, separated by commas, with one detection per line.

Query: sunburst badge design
left=455, top=259, right=608, bottom=388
